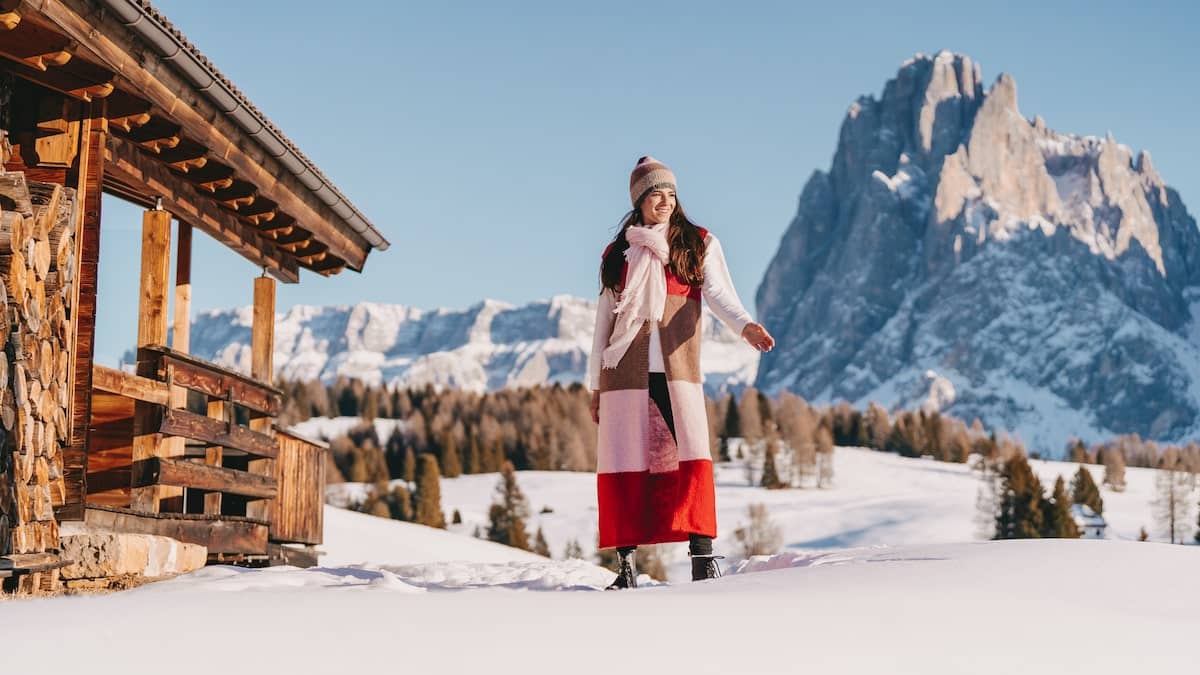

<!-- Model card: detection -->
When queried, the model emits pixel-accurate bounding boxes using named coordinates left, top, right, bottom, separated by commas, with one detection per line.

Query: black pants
left=618, top=373, right=712, bottom=558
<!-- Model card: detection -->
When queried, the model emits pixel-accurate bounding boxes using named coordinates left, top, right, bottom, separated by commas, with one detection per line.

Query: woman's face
left=639, top=188, right=676, bottom=225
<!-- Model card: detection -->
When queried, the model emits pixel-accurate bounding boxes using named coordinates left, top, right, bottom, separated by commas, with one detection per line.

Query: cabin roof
left=1, top=0, right=389, bottom=281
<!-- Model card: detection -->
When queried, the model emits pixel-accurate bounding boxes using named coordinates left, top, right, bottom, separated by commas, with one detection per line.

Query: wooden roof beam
left=35, top=0, right=372, bottom=271
left=105, top=135, right=299, bottom=283
left=167, top=154, right=206, bottom=173
left=105, top=90, right=153, bottom=132
left=195, top=176, right=234, bottom=193
left=135, top=134, right=180, bottom=154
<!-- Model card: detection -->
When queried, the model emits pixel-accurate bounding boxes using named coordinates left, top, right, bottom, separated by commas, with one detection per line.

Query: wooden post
left=167, top=221, right=191, bottom=507
left=59, top=99, right=105, bottom=521
left=172, top=222, right=192, bottom=352
left=246, top=275, right=275, bottom=522
left=204, top=399, right=224, bottom=515
left=251, top=276, right=275, bottom=386
left=130, top=209, right=174, bottom=513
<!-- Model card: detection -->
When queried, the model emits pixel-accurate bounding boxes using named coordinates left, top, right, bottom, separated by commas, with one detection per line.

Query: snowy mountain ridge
left=176, top=295, right=759, bottom=395
left=755, top=50, right=1200, bottom=454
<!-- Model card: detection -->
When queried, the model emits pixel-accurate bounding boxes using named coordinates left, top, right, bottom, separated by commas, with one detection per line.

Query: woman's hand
left=742, top=322, right=775, bottom=352
left=590, top=390, right=600, bottom=424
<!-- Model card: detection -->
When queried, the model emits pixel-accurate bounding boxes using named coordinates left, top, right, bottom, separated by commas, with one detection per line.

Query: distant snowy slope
left=330, top=447, right=1179, bottom=582
left=178, top=295, right=757, bottom=395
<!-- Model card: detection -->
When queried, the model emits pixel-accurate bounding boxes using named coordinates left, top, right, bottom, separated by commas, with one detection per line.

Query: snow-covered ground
left=328, top=447, right=1188, bottom=580
left=5, top=537, right=1196, bottom=674
left=6, top=448, right=1197, bottom=674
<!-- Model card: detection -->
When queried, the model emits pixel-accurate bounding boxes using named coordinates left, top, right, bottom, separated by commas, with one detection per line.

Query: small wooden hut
left=0, top=0, right=387, bottom=592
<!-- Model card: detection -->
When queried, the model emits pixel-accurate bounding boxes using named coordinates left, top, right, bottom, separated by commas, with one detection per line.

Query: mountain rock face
left=174, top=296, right=757, bottom=395
left=755, top=50, right=1200, bottom=454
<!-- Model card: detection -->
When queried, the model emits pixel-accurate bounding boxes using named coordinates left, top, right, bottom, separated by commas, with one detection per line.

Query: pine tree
left=466, top=433, right=483, bottom=474
left=994, top=454, right=1044, bottom=539
left=724, top=395, right=741, bottom=439
left=361, top=387, right=379, bottom=420
left=439, top=431, right=462, bottom=478
left=1154, top=450, right=1192, bottom=544
left=760, top=440, right=785, bottom=489
left=1040, top=476, right=1081, bottom=538
left=1067, top=439, right=1090, bottom=464
left=413, top=453, right=446, bottom=528
left=336, top=383, right=359, bottom=417
left=1102, top=447, right=1127, bottom=492
left=563, top=538, right=584, bottom=560
left=401, top=446, right=416, bottom=483
left=387, top=484, right=413, bottom=521
left=533, top=526, right=551, bottom=557
left=451, top=508, right=462, bottom=524
left=1070, top=466, right=1104, bottom=515
left=487, top=461, right=531, bottom=550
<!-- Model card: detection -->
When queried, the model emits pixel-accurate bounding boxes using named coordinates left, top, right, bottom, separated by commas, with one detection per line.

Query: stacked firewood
left=0, top=172, right=75, bottom=556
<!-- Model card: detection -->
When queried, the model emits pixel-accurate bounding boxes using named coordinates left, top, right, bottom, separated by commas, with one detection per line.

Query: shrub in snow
left=734, top=503, right=783, bottom=557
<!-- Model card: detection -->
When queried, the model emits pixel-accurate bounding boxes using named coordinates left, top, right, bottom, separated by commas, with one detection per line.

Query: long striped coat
left=596, top=227, right=717, bottom=549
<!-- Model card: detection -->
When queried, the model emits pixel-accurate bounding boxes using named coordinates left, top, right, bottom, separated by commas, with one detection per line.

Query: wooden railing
left=91, top=344, right=284, bottom=515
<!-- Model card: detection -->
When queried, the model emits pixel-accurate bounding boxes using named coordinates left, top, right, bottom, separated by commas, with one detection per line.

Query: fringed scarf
left=601, top=222, right=669, bottom=369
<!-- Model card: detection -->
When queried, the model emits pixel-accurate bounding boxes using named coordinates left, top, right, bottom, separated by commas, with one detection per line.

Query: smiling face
left=639, top=188, right=677, bottom=225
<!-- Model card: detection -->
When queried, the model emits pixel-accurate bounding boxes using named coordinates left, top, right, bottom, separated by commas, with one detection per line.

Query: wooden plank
left=133, top=457, right=277, bottom=500
left=158, top=408, right=278, bottom=460
left=59, top=103, right=103, bottom=522
left=0, top=552, right=69, bottom=574
left=137, top=345, right=281, bottom=416
left=90, top=365, right=168, bottom=405
left=269, top=429, right=324, bottom=545
left=204, top=399, right=224, bottom=515
left=83, top=505, right=268, bottom=556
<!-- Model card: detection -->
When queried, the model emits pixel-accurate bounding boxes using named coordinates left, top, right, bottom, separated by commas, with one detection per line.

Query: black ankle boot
left=690, top=553, right=724, bottom=581
left=606, top=548, right=637, bottom=590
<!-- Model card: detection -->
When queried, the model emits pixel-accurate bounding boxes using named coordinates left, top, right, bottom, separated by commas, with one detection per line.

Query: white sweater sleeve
left=702, top=234, right=755, bottom=336
left=586, top=287, right=616, bottom=391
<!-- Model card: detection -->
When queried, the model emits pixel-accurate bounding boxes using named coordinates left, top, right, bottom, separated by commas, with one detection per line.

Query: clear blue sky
left=95, top=0, right=1200, bottom=365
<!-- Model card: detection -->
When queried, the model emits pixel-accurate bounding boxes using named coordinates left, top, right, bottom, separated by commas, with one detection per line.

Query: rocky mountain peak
left=755, top=52, right=1200, bottom=453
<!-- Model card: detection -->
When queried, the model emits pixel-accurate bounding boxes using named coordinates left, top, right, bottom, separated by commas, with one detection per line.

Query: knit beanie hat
left=629, top=156, right=677, bottom=206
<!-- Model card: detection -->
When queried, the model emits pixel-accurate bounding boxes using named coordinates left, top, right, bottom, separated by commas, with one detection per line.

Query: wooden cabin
left=0, top=0, right=388, bottom=592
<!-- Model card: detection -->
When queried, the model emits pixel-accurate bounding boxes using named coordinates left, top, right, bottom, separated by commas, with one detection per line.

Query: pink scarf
left=602, top=222, right=669, bottom=369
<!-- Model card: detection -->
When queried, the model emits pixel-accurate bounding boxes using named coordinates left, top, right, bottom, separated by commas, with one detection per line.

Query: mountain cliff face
left=174, top=296, right=757, bottom=395
left=755, top=50, right=1200, bottom=453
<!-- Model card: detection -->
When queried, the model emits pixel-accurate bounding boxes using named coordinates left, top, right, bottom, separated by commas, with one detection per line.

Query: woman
left=586, top=156, right=775, bottom=589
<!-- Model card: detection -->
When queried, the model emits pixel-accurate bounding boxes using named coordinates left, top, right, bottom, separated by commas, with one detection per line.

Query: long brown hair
left=600, top=199, right=706, bottom=293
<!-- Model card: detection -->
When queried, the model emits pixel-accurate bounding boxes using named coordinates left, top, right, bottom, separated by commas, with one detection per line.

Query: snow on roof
left=1071, top=503, right=1107, bottom=527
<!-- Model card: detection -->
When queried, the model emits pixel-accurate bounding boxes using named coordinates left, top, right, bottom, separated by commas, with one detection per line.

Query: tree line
left=308, top=377, right=1199, bottom=550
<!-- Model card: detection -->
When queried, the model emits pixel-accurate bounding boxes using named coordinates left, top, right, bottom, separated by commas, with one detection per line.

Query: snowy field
left=5, top=448, right=1197, bottom=674
left=328, top=446, right=1187, bottom=580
